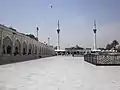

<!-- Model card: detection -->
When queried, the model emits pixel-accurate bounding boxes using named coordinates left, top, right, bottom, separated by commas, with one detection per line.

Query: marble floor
left=0, top=56, right=120, bottom=90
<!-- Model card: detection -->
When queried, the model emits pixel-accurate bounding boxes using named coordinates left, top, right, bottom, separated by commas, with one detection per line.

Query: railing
left=84, top=53, right=120, bottom=65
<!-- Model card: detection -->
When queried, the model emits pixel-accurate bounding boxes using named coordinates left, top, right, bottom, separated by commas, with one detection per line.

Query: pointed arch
left=39, top=46, right=41, bottom=54
left=22, top=41, right=27, bottom=55
left=28, top=44, right=32, bottom=55
left=3, top=36, right=12, bottom=54
left=32, top=44, right=34, bottom=55
left=14, top=39, right=21, bottom=55
left=35, top=45, right=37, bottom=54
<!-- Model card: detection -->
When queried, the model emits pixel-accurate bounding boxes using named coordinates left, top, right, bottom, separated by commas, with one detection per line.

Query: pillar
left=21, top=41, right=23, bottom=56
left=12, top=34, right=15, bottom=55
left=94, top=32, right=97, bottom=50
left=0, top=30, right=3, bottom=56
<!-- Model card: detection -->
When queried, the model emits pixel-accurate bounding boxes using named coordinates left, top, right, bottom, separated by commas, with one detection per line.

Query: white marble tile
left=0, top=56, right=120, bottom=90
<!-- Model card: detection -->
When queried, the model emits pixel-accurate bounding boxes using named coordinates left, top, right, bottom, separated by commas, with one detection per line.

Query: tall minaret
left=57, top=20, right=60, bottom=50
left=48, top=37, right=50, bottom=45
left=93, top=20, right=97, bottom=50
left=37, top=27, right=39, bottom=40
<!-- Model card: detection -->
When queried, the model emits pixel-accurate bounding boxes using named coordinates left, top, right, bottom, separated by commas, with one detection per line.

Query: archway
left=3, top=36, right=12, bottom=54
left=3, top=45, right=5, bottom=54
left=77, top=51, right=79, bottom=55
left=22, top=42, right=27, bottom=55
left=41, top=47, right=43, bottom=55
left=67, top=51, right=70, bottom=55
left=0, top=39, right=1, bottom=53
left=35, top=46, right=37, bottom=54
left=39, top=47, right=41, bottom=55
left=28, top=44, right=32, bottom=55
left=32, top=45, right=34, bottom=55
left=7, top=45, right=12, bottom=54
left=74, top=52, right=76, bottom=55
left=14, top=39, right=21, bottom=55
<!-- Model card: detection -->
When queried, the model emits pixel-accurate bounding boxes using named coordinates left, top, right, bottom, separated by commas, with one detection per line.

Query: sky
left=0, top=0, right=120, bottom=49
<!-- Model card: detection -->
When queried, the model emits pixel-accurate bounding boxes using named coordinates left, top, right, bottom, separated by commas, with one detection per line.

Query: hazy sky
left=0, top=0, right=120, bottom=49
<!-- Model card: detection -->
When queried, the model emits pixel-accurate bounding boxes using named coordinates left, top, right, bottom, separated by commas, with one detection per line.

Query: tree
left=98, top=48, right=105, bottom=50
left=9, top=27, right=17, bottom=31
left=105, top=40, right=119, bottom=50
left=106, top=44, right=112, bottom=50
left=111, top=40, right=119, bottom=49
left=75, top=45, right=84, bottom=50
left=54, top=46, right=57, bottom=50
left=26, top=34, right=38, bottom=41
left=117, top=45, right=120, bottom=52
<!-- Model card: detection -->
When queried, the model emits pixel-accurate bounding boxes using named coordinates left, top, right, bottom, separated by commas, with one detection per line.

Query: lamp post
left=57, top=20, right=60, bottom=50
left=93, top=20, right=97, bottom=50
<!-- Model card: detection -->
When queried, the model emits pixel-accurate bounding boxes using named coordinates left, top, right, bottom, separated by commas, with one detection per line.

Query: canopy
left=91, top=49, right=101, bottom=52
left=55, top=49, right=66, bottom=52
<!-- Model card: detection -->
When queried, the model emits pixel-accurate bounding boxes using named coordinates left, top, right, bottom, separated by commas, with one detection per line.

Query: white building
left=0, top=24, right=55, bottom=63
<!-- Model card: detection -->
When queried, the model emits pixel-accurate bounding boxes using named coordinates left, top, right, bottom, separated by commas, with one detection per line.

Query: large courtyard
left=0, top=56, right=120, bottom=90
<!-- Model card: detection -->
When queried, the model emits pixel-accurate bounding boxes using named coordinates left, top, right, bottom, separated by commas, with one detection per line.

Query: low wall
left=0, top=55, right=54, bottom=65
left=84, top=53, right=120, bottom=65
left=72, top=54, right=84, bottom=57
left=0, top=55, right=39, bottom=65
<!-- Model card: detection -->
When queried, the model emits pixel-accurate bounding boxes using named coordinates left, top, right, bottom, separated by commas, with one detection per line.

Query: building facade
left=0, top=24, right=55, bottom=58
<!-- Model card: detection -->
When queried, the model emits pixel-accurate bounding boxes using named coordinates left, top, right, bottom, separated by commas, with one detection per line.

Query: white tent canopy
left=91, top=49, right=101, bottom=52
left=55, top=49, right=66, bottom=52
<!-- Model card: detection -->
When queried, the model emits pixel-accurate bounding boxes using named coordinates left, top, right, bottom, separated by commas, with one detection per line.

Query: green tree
left=117, top=45, right=120, bottom=52
left=75, top=45, right=84, bottom=50
left=54, top=46, right=57, bottom=50
left=106, top=44, right=112, bottom=50
left=26, top=34, right=38, bottom=41
left=106, top=40, right=119, bottom=50
left=111, top=40, right=119, bottom=50
left=9, top=27, right=17, bottom=31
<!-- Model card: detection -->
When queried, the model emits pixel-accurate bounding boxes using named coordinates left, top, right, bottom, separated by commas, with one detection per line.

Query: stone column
left=41, top=47, right=43, bottom=56
left=27, top=41, right=29, bottom=55
left=20, top=38, right=23, bottom=56
left=0, top=30, right=3, bottom=56
left=43, top=47, right=44, bottom=56
left=32, top=44, right=34, bottom=56
left=12, top=33, right=16, bottom=55
left=32, top=40, right=33, bottom=56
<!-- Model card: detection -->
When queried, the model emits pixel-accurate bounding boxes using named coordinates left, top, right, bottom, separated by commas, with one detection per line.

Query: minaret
left=57, top=20, right=60, bottom=50
left=93, top=20, right=97, bottom=50
left=48, top=37, right=50, bottom=45
left=37, top=27, right=39, bottom=40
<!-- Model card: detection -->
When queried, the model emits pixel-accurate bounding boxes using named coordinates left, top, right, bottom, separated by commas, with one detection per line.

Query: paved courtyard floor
left=0, top=56, right=120, bottom=90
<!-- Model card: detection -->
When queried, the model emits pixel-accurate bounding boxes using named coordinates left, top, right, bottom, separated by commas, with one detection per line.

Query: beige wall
left=0, top=25, right=55, bottom=57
